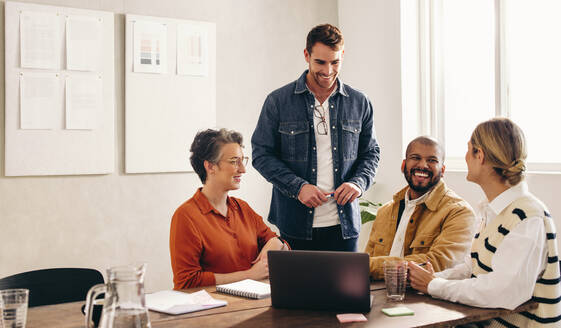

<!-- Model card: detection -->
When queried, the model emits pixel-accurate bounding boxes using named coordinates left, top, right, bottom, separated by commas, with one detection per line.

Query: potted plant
left=358, top=198, right=383, bottom=251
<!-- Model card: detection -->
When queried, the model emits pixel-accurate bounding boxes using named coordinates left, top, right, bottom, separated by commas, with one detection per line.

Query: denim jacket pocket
left=341, top=120, right=362, bottom=160
left=278, top=121, right=309, bottom=162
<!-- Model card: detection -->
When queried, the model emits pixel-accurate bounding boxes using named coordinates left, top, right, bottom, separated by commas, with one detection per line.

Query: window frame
left=404, top=0, right=561, bottom=172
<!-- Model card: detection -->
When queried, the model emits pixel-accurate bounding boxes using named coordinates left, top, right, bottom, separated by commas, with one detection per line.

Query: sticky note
left=336, top=313, right=368, bottom=323
left=381, top=306, right=414, bottom=316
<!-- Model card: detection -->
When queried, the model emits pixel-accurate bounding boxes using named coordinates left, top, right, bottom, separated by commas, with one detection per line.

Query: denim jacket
left=251, top=71, right=380, bottom=240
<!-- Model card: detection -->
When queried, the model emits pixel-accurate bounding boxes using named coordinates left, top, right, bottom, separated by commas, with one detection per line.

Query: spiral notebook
left=216, top=279, right=271, bottom=299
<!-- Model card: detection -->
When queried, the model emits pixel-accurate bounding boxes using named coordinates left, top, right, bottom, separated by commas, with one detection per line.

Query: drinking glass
left=383, top=260, right=407, bottom=301
left=0, top=289, right=29, bottom=328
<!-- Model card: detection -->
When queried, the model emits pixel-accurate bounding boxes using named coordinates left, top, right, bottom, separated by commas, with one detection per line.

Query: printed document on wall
left=133, top=20, right=167, bottom=73
left=20, top=11, right=60, bottom=70
left=66, top=16, right=102, bottom=71
left=20, top=72, right=59, bottom=130
left=65, top=74, right=101, bottom=130
left=177, top=23, right=208, bottom=76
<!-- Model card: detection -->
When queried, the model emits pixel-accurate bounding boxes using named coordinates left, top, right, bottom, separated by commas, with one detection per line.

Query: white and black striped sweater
left=471, top=194, right=561, bottom=327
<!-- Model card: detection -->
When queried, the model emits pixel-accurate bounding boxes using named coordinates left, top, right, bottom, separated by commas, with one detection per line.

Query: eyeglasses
left=222, top=156, right=249, bottom=168
left=313, top=104, right=328, bottom=135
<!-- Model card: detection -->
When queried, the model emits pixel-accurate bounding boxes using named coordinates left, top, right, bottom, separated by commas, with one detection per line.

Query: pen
left=326, top=193, right=335, bottom=198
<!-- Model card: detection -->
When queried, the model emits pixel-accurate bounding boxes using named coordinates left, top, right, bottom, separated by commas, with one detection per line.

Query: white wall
left=338, top=0, right=404, bottom=212
left=0, top=0, right=338, bottom=292
left=339, top=0, right=561, bottom=252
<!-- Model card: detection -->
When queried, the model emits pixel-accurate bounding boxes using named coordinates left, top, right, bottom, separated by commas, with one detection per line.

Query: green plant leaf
left=361, top=209, right=377, bottom=224
left=359, top=197, right=382, bottom=224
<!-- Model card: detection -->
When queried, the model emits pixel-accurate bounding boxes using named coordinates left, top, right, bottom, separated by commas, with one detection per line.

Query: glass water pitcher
left=85, top=264, right=151, bottom=328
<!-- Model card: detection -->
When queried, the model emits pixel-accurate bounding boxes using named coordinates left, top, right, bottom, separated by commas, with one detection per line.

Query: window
left=401, top=0, right=561, bottom=171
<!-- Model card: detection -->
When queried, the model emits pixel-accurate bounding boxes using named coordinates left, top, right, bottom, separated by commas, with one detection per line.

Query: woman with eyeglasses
left=170, top=128, right=288, bottom=289
left=408, top=118, right=561, bottom=326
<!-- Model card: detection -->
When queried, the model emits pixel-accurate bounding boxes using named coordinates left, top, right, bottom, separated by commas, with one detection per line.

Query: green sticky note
left=381, top=306, right=414, bottom=317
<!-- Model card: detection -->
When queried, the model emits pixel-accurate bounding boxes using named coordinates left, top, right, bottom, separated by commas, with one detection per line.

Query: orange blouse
left=170, top=189, right=278, bottom=289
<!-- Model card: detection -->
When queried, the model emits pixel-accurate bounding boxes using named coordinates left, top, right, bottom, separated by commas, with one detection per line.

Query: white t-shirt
left=389, top=189, right=430, bottom=257
left=312, top=96, right=340, bottom=228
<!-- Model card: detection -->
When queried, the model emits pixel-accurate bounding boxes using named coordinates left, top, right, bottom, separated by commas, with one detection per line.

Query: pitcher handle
left=85, top=283, right=106, bottom=328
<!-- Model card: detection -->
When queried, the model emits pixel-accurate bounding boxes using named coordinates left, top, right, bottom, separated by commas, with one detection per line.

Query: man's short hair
left=306, top=24, right=344, bottom=54
left=405, top=136, right=445, bottom=162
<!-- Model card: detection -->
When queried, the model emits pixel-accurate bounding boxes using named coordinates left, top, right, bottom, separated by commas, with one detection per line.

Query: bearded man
left=365, top=136, right=476, bottom=280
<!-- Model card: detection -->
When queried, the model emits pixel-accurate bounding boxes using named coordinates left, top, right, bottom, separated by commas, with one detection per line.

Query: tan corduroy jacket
left=365, top=180, right=476, bottom=280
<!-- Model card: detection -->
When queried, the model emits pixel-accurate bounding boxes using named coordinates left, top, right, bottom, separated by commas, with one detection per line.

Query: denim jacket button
left=312, top=168, right=315, bottom=172
left=309, top=210, right=313, bottom=214
left=291, top=131, right=294, bottom=134
left=334, top=168, right=338, bottom=172
left=332, top=125, right=335, bottom=129
left=333, top=147, right=337, bottom=150
left=312, top=146, right=316, bottom=150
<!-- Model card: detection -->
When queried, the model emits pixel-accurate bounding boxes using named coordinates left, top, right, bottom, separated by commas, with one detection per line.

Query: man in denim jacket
left=251, top=24, right=380, bottom=251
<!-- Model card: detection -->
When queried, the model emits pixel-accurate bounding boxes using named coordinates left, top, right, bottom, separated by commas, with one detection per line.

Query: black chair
left=0, top=268, right=104, bottom=307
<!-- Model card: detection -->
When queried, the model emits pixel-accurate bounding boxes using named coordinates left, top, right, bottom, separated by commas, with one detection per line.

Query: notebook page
left=146, top=290, right=227, bottom=315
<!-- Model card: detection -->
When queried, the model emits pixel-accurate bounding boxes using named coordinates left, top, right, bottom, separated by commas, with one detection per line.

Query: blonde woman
left=409, top=118, right=561, bottom=327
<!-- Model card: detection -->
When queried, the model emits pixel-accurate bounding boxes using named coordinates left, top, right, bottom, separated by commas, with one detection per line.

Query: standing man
left=251, top=24, right=380, bottom=251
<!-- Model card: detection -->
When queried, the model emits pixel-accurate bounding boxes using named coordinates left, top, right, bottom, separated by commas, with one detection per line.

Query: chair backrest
left=0, top=268, right=104, bottom=307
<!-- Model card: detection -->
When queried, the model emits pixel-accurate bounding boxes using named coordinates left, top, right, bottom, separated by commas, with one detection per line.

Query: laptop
left=267, top=250, right=372, bottom=312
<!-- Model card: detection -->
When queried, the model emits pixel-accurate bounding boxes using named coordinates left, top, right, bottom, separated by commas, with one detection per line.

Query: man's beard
left=403, top=164, right=441, bottom=194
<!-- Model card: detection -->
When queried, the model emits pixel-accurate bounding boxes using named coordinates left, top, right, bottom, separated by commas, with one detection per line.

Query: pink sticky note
left=336, top=313, right=368, bottom=323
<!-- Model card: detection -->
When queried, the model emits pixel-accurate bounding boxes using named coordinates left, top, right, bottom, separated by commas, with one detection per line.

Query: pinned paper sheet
left=66, top=15, right=102, bottom=71
left=177, top=23, right=208, bottom=76
left=133, top=20, right=167, bottom=74
left=20, top=11, right=60, bottom=70
left=65, top=74, right=101, bottom=130
left=20, top=72, right=59, bottom=130
left=145, top=290, right=227, bottom=315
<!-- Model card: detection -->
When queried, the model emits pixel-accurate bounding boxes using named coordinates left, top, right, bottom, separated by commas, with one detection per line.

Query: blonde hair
left=470, top=118, right=527, bottom=186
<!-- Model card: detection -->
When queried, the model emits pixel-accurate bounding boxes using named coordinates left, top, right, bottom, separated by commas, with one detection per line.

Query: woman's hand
left=408, top=261, right=435, bottom=294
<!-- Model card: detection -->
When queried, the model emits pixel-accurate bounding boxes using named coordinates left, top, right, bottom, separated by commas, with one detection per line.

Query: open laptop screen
left=267, top=250, right=371, bottom=312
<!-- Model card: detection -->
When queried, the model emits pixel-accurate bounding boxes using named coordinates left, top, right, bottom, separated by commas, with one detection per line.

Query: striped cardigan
left=471, top=195, right=561, bottom=327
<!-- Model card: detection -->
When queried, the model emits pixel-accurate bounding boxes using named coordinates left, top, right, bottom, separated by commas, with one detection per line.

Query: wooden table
left=26, top=283, right=536, bottom=328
